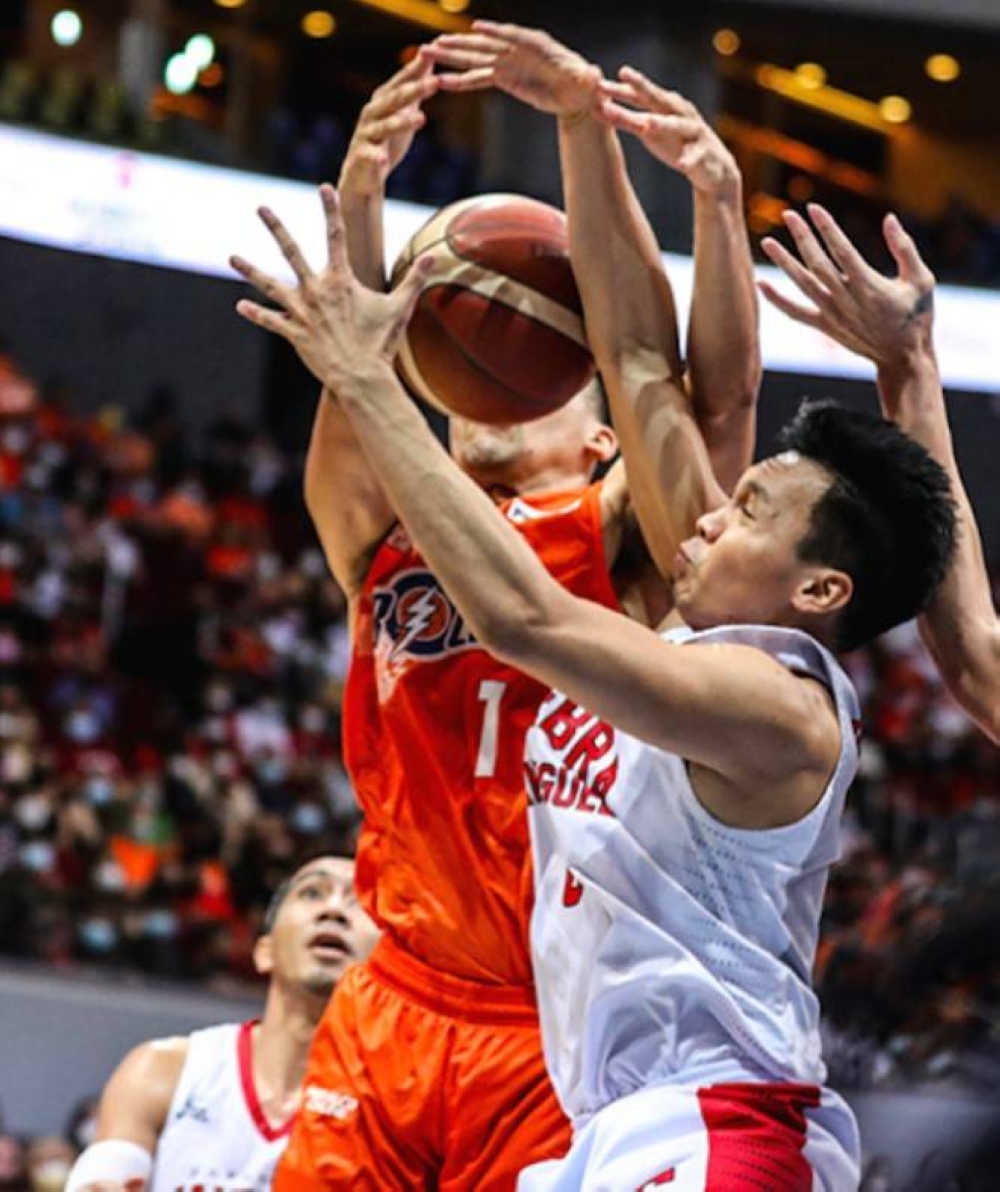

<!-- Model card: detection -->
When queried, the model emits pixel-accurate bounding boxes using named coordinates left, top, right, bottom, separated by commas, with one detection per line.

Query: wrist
left=327, top=360, right=397, bottom=407
left=875, top=334, right=938, bottom=378
left=692, top=164, right=742, bottom=206
left=337, top=163, right=383, bottom=203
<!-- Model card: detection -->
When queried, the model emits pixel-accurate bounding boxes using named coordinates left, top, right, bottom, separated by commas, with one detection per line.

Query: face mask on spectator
left=83, top=777, right=115, bottom=807
left=92, top=859, right=126, bottom=893
left=19, top=840, right=55, bottom=872
left=142, top=909, right=179, bottom=939
left=14, top=794, right=52, bottom=833
left=291, top=802, right=326, bottom=835
left=29, top=1158, right=71, bottom=1191
left=65, top=710, right=100, bottom=744
left=256, top=756, right=287, bottom=785
left=78, top=917, right=119, bottom=953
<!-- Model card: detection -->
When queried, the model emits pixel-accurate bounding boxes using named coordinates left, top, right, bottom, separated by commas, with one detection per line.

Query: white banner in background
left=2, top=123, right=999, bottom=394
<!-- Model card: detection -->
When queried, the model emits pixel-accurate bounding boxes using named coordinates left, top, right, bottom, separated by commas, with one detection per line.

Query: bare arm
left=301, top=52, right=439, bottom=603
left=427, top=24, right=726, bottom=583
left=761, top=205, right=999, bottom=741
left=599, top=70, right=760, bottom=492
left=233, top=187, right=838, bottom=819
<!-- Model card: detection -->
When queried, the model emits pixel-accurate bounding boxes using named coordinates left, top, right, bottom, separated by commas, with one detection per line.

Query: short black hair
left=261, top=876, right=293, bottom=936
left=779, top=400, right=956, bottom=652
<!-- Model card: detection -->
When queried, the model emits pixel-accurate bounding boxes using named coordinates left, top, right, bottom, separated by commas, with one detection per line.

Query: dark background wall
left=0, top=234, right=267, bottom=435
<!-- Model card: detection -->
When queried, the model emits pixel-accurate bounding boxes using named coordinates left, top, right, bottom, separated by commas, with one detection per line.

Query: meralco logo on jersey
left=372, top=569, right=478, bottom=664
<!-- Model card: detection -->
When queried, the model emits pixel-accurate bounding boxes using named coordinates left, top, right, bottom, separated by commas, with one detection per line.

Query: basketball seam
left=412, top=289, right=569, bottom=411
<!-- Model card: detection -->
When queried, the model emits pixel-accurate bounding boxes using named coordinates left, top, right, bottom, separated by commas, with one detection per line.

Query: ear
left=584, top=422, right=618, bottom=465
left=793, top=568, right=853, bottom=617
left=253, top=935, right=274, bottom=978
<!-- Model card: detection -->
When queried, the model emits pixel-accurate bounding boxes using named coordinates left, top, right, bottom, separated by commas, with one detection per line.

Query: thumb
left=393, top=254, right=434, bottom=317
left=884, top=213, right=931, bottom=285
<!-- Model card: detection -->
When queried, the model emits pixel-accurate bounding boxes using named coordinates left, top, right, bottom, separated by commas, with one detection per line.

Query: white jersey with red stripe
left=523, top=625, right=860, bottom=1154
left=150, top=1022, right=292, bottom=1192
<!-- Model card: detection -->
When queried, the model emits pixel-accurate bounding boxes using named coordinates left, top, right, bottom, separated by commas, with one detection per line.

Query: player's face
left=260, top=857, right=379, bottom=998
left=672, top=453, right=842, bottom=631
left=449, top=385, right=613, bottom=494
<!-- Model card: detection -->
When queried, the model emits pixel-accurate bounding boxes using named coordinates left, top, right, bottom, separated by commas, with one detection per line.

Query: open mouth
left=309, top=931, right=350, bottom=962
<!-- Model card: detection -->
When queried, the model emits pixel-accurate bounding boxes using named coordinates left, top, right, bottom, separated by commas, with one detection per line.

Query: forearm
left=336, top=364, right=566, bottom=654
left=559, top=115, right=722, bottom=578
left=303, top=394, right=394, bottom=601
left=687, top=184, right=760, bottom=490
left=558, top=115, right=680, bottom=372
left=879, top=347, right=1000, bottom=735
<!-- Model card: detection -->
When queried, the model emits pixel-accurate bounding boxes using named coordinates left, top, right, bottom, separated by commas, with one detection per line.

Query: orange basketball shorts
left=274, top=936, right=571, bottom=1190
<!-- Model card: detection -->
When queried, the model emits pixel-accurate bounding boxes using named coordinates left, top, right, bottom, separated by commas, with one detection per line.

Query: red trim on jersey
left=237, top=1020, right=295, bottom=1141
left=697, top=1082, right=820, bottom=1190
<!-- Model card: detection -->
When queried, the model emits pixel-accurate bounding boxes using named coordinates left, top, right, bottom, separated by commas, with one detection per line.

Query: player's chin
left=302, top=962, right=345, bottom=996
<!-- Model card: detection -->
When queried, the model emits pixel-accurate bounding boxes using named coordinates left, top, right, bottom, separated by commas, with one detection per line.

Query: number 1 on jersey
left=475, top=679, right=506, bottom=778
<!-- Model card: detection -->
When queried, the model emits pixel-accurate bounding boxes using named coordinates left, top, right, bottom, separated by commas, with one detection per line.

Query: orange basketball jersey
left=343, top=482, right=619, bottom=985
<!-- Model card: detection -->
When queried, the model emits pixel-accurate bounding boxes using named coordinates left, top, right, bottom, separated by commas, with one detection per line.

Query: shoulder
left=96, top=1036, right=189, bottom=1143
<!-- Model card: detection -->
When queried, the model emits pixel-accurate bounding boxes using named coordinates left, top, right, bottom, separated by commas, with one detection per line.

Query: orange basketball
left=390, top=194, right=594, bottom=424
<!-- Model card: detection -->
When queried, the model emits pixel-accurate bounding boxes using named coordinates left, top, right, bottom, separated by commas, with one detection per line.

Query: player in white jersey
left=65, top=855, right=377, bottom=1192
left=233, top=162, right=957, bottom=1188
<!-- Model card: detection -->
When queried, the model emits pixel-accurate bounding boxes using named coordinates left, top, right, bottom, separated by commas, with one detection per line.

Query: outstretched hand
left=425, top=21, right=600, bottom=118
left=231, top=185, right=431, bottom=393
left=596, top=68, right=740, bottom=200
left=339, top=48, right=439, bottom=199
left=759, top=205, right=936, bottom=367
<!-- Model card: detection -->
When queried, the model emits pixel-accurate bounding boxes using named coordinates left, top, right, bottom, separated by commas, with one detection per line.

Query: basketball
left=390, top=194, right=595, bottom=424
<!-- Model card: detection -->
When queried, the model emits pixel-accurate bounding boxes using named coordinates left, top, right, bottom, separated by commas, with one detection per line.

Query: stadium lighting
left=879, top=95, right=912, bottom=124
left=301, top=10, right=337, bottom=37
left=51, top=10, right=83, bottom=47
left=165, top=52, right=199, bottom=95
left=185, top=34, right=216, bottom=71
left=795, top=63, right=827, bottom=91
left=713, top=29, right=740, bottom=57
left=925, top=54, right=961, bottom=83
left=214, top=0, right=247, bottom=7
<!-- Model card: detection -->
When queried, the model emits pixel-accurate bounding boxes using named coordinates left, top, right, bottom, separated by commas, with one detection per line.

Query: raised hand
left=339, top=48, right=440, bottom=200
left=759, top=205, right=936, bottom=367
left=424, top=20, right=600, bottom=118
left=595, top=68, right=740, bottom=200
left=231, top=185, right=431, bottom=392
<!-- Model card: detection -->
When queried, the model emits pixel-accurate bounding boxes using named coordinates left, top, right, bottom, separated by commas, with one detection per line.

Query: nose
left=318, top=887, right=351, bottom=925
left=695, top=505, right=726, bottom=542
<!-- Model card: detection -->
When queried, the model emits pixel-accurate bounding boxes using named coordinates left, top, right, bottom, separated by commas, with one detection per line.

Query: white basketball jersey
left=150, top=1022, right=292, bottom=1192
left=524, top=624, right=860, bottom=1125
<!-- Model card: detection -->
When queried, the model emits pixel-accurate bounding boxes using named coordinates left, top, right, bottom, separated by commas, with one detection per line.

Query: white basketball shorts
left=518, top=1079, right=860, bottom=1191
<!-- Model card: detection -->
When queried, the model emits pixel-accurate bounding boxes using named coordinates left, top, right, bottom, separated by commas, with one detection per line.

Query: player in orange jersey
left=240, top=48, right=761, bottom=1191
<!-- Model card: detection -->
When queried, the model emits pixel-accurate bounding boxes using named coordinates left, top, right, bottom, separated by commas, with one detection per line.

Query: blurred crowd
left=0, top=341, right=362, bottom=990
left=1, top=337, right=1000, bottom=1119
left=0, top=1098, right=94, bottom=1192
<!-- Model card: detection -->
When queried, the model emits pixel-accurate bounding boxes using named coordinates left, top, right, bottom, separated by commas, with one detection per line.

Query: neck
left=253, top=983, right=326, bottom=1108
